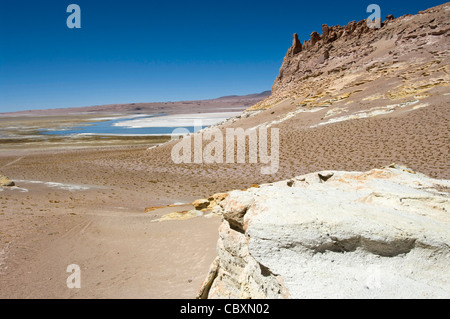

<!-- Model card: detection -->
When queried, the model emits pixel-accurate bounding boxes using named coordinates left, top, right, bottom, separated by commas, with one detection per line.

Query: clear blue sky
left=0, top=0, right=445, bottom=112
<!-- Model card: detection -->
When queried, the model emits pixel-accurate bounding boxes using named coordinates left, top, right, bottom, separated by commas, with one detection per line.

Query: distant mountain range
left=0, top=91, right=271, bottom=117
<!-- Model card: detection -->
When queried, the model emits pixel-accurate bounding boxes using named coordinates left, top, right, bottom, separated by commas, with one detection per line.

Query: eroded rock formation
left=250, top=2, right=450, bottom=111
left=287, top=33, right=302, bottom=57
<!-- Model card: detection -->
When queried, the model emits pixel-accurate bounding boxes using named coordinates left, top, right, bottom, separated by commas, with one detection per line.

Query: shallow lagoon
left=41, top=112, right=239, bottom=136
left=41, top=114, right=199, bottom=136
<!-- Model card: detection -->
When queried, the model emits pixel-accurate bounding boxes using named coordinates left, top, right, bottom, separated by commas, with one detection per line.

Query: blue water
left=41, top=114, right=204, bottom=136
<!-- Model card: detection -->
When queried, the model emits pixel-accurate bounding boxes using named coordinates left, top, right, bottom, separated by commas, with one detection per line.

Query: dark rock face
left=287, top=33, right=302, bottom=56
left=386, top=14, right=395, bottom=21
left=286, top=16, right=390, bottom=57
left=322, top=24, right=329, bottom=39
left=310, top=31, right=321, bottom=46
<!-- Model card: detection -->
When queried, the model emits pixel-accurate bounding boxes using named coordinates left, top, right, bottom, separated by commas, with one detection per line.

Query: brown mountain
left=0, top=91, right=271, bottom=117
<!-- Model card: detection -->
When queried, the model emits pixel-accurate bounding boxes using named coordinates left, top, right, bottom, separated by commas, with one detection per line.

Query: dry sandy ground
left=0, top=203, right=220, bottom=299
left=0, top=146, right=226, bottom=299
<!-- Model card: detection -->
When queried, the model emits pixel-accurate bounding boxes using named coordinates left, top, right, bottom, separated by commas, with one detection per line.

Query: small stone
left=0, top=175, right=14, bottom=187
left=192, top=199, right=210, bottom=210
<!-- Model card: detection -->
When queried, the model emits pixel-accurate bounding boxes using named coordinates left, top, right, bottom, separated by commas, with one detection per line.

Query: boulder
left=198, top=165, right=450, bottom=299
left=192, top=198, right=210, bottom=210
left=0, top=175, right=14, bottom=187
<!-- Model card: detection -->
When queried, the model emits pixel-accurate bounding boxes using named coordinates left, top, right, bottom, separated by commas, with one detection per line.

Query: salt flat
left=114, top=112, right=242, bottom=128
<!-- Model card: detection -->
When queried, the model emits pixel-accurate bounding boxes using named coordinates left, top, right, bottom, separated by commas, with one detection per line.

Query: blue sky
left=0, top=0, right=445, bottom=112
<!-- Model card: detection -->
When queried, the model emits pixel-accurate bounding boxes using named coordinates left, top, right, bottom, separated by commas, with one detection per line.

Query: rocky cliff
left=197, top=165, right=450, bottom=298
left=250, top=2, right=450, bottom=110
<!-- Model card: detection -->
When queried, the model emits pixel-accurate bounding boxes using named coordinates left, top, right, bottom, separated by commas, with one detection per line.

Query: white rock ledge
left=197, top=165, right=450, bottom=299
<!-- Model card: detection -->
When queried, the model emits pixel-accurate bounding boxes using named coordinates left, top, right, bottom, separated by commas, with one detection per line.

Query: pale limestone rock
left=198, top=165, right=450, bottom=299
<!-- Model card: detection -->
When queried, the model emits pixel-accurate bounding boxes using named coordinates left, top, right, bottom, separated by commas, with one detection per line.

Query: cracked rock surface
left=198, top=165, right=450, bottom=299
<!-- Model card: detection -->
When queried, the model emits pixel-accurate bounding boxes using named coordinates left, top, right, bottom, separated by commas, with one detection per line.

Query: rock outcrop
left=197, top=165, right=450, bottom=298
left=192, top=198, right=210, bottom=210
left=287, top=33, right=302, bottom=57
left=192, top=193, right=229, bottom=211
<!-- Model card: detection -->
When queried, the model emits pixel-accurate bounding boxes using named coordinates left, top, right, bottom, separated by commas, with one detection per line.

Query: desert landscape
left=0, top=94, right=263, bottom=298
left=0, top=2, right=449, bottom=299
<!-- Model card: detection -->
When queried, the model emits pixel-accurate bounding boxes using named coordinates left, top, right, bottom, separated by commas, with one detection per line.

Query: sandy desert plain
left=0, top=96, right=277, bottom=298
